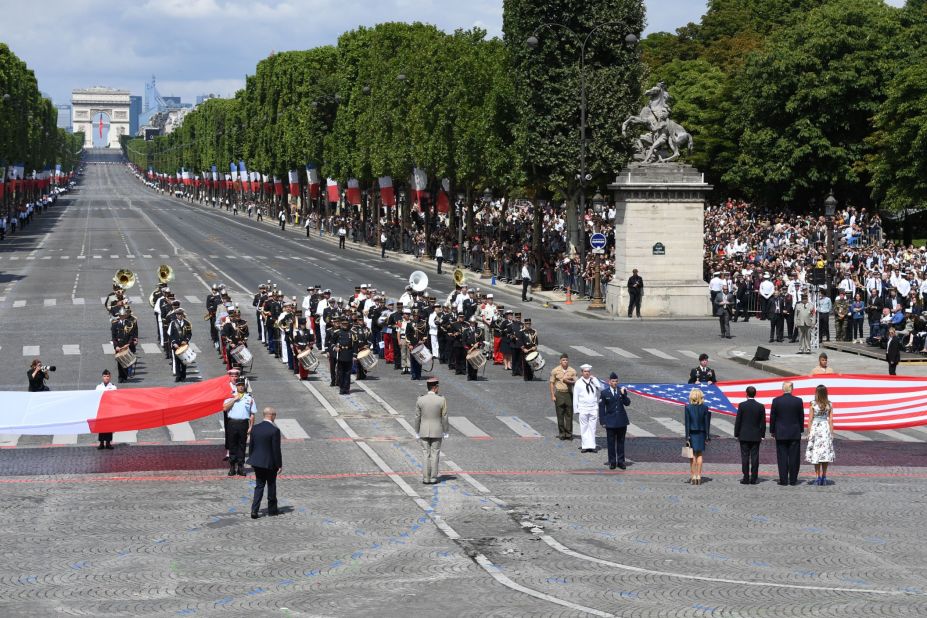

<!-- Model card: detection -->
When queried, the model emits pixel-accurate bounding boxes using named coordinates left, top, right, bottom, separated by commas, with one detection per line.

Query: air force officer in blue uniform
left=599, top=372, right=632, bottom=469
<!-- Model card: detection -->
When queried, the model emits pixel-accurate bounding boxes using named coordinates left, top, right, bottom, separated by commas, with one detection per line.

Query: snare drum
left=411, top=343, right=433, bottom=366
left=174, top=344, right=197, bottom=366
left=115, top=347, right=136, bottom=368
left=230, top=344, right=253, bottom=366
left=525, top=350, right=546, bottom=371
left=297, top=348, right=319, bottom=371
left=466, top=348, right=487, bottom=370
left=357, top=348, right=378, bottom=371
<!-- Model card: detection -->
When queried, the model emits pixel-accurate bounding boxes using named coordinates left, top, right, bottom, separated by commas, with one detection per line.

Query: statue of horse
left=622, top=82, right=693, bottom=163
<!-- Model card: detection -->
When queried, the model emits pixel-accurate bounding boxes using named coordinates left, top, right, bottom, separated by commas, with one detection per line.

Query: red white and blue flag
left=326, top=178, right=340, bottom=203
left=288, top=170, right=299, bottom=197
left=306, top=164, right=320, bottom=199
left=378, top=176, right=395, bottom=206
left=346, top=178, right=361, bottom=205
left=623, top=374, right=927, bottom=431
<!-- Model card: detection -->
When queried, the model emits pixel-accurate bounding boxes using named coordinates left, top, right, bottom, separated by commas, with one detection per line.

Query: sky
left=0, top=0, right=908, bottom=108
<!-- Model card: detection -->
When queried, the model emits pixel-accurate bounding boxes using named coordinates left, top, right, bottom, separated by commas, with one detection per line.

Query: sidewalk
left=726, top=345, right=927, bottom=378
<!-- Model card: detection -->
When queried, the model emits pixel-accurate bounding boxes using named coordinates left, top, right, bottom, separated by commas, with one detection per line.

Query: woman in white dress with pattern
left=805, top=384, right=835, bottom=485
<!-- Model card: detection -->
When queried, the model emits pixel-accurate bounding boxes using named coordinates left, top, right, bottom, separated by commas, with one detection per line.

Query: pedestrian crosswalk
left=0, top=410, right=922, bottom=449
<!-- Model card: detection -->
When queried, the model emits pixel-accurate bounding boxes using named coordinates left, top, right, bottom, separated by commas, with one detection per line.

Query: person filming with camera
left=28, top=358, right=55, bottom=392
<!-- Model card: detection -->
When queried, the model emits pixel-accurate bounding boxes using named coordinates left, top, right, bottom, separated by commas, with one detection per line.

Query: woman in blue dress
left=684, top=388, right=712, bottom=485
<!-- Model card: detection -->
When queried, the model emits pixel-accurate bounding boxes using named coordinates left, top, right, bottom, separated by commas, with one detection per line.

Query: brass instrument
left=158, top=264, right=175, bottom=284
left=409, top=270, right=429, bottom=293
left=113, top=269, right=136, bottom=290
left=453, top=268, right=465, bottom=287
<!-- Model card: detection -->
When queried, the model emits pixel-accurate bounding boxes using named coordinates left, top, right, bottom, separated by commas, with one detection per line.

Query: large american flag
left=624, top=374, right=927, bottom=431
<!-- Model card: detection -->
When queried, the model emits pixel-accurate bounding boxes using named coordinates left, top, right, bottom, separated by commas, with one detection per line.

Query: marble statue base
left=606, top=163, right=712, bottom=318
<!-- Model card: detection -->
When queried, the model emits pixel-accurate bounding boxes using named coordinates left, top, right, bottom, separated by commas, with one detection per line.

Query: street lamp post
left=588, top=191, right=607, bottom=309
left=481, top=188, right=492, bottom=277
left=824, top=190, right=837, bottom=300
left=456, top=192, right=465, bottom=265
left=526, top=26, right=637, bottom=274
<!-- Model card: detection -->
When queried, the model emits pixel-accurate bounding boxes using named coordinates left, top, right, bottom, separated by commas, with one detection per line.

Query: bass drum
left=525, top=351, right=546, bottom=371
left=174, top=344, right=197, bottom=366
left=466, top=348, right=486, bottom=370
left=230, top=344, right=253, bottom=366
left=357, top=348, right=378, bottom=371
left=411, top=343, right=433, bottom=366
left=115, top=348, right=136, bottom=368
left=297, top=348, right=319, bottom=372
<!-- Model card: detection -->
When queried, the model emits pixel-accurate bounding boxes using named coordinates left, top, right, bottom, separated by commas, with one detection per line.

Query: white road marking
left=0, top=434, right=20, bottom=447
left=711, top=417, right=736, bottom=436
left=13, top=300, right=26, bottom=308
left=62, top=345, right=80, bottom=355
left=605, top=346, right=640, bottom=359
left=92, top=255, right=102, bottom=259
left=276, top=418, right=309, bottom=440
left=677, top=350, right=700, bottom=359
left=449, top=417, right=491, bottom=438
left=496, top=416, right=543, bottom=438
left=102, top=343, right=114, bottom=354
left=141, top=343, right=161, bottom=354
left=189, top=343, right=201, bottom=354
left=654, top=417, right=686, bottom=435
left=129, top=296, right=143, bottom=304
left=142, top=254, right=152, bottom=259
left=570, top=345, right=602, bottom=357
left=874, top=429, right=920, bottom=443
left=126, top=254, right=135, bottom=258
left=110, top=255, right=119, bottom=259
left=60, top=255, right=70, bottom=260
left=546, top=416, right=580, bottom=436
left=184, top=295, right=201, bottom=304
left=643, top=348, right=677, bottom=360
left=52, top=434, right=78, bottom=445
left=72, top=298, right=85, bottom=305
left=22, top=345, right=39, bottom=356
left=537, top=345, right=559, bottom=356
left=167, top=422, right=196, bottom=441
left=626, top=423, right=656, bottom=438
left=835, top=431, right=872, bottom=441
left=113, top=431, right=138, bottom=443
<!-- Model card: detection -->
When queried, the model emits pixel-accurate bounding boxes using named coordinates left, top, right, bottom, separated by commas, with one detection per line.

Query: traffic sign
left=590, top=233, right=607, bottom=250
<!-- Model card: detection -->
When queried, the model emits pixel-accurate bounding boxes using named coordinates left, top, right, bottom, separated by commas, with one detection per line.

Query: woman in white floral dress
left=805, top=384, right=835, bottom=485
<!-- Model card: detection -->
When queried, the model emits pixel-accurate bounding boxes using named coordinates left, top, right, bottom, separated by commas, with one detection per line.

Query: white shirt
left=428, top=312, right=440, bottom=336
left=708, top=276, right=723, bottom=292
left=96, top=381, right=117, bottom=392
left=435, top=246, right=443, bottom=258
left=302, top=294, right=313, bottom=313
left=521, top=264, right=531, bottom=279
left=480, top=302, right=497, bottom=324
left=315, top=297, right=329, bottom=317
left=399, top=292, right=413, bottom=307
left=572, top=376, right=602, bottom=414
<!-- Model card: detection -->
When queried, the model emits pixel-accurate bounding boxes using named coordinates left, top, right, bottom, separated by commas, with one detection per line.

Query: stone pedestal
left=606, top=163, right=712, bottom=317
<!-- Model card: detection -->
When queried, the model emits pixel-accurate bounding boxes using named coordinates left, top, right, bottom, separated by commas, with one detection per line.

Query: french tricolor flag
left=288, top=170, right=300, bottom=197
left=378, top=176, right=395, bottom=206
left=306, top=164, right=320, bottom=199
left=412, top=167, right=428, bottom=207
left=326, top=178, right=340, bottom=203
left=346, top=178, right=361, bottom=205
left=0, top=378, right=232, bottom=436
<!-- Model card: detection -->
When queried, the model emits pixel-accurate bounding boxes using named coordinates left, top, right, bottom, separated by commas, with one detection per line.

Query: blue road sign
left=590, top=233, right=607, bottom=250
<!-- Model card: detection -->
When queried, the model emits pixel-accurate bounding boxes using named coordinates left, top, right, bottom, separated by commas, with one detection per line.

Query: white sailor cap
left=580, top=364, right=592, bottom=371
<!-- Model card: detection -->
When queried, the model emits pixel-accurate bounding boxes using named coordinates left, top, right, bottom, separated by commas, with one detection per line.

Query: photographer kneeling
left=28, top=358, right=54, bottom=392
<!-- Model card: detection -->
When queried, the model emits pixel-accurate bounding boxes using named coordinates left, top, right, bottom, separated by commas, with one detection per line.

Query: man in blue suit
left=247, top=407, right=283, bottom=518
left=769, top=381, right=805, bottom=485
left=599, top=372, right=632, bottom=470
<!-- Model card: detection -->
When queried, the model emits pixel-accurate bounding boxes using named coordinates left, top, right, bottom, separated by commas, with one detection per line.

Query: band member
left=334, top=316, right=356, bottom=394
left=253, top=283, right=268, bottom=343
left=480, top=294, right=497, bottom=351
left=326, top=312, right=341, bottom=386
left=448, top=313, right=466, bottom=376
left=398, top=308, right=412, bottom=375
left=111, top=310, right=134, bottom=383
left=491, top=305, right=506, bottom=365
left=428, top=304, right=443, bottom=361
left=382, top=300, right=397, bottom=364
left=154, top=286, right=171, bottom=348
left=352, top=313, right=371, bottom=380
left=163, top=299, right=181, bottom=359
left=315, top=289, right=331, bottom=350
left=124, top=306, right=139, bottom=378
left=519, top=318, right=539, bottom=381
left=168, top=309, right=193, bottom=382
left=293, top=318, right=315, bottom=380
left=405, top=311, right=427, bottom=381
left=437, top=305, right=452, bottom=365
left=207, top=284, right=221, bottom=350
left=499, top=309, right=514, bottom=370
left=462, top=317, right=482, bottom=381
left=96, top=369, right=117, bottom=449
left=387, top=301, right=402, bottom=368
left=509, top=312, right=525, bottom=377
left=220, top=313, right=239, bottom=371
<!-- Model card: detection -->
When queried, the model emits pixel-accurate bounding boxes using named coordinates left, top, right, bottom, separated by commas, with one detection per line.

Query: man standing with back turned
left=769, top=381, right=805, bottom=486
left=414, top=377, right=449, bottom=484
left=248, top=407, right=282, bottom=519
left=734, top=386, right=766, bottom=484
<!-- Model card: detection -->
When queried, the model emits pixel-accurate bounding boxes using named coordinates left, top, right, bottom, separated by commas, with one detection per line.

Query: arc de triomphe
left=71, top=87, right=130, bottom=149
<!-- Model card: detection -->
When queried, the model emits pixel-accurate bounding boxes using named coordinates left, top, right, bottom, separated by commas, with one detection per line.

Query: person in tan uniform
left=414, top=377, right=449, bottom=484
left=810, top=352, right=835, bottom=375
left=549, top=353, right=577, bottom=440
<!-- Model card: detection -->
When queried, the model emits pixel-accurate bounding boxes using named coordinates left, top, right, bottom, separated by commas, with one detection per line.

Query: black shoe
left=777, top=481, right=788, bottom=486
left=251, top=512, right=259, bottom=519
left=268, top=509, right=280, bottom=516
left=740, top=479, right=750, bottom=485
left=789, top=481, right=799, bottom=486
left=750, top=479, right=759, bottom=484
left=105, top=444, right=114, bottom=450
left=228, top=468, right=236, bottom=477
left=768, top=339, right=774, bottom=343
left=608, top=463, right=617, bottom=470
left=97, top=444, right=105, bottom=450
left=616, top=463, right=627, bottom=470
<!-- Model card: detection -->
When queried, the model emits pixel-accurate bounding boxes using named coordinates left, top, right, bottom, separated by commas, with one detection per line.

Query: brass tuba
left=409, top=270, right=429, bottom=293
left=453, top=268, right=465, bottom=287
left=113, top=269, right=136, bottom=290
left=158, top=264, right=175, bottom=284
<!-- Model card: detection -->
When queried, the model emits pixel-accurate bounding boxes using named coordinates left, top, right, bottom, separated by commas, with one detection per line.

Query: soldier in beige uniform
left=549, top=353, right=577, bottom=440
left=414, top=377, right=449, bottom=484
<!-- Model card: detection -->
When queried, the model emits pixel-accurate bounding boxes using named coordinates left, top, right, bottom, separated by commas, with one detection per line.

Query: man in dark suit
left=599, top=372, right=632, bottom=469
left=734, top=386, right=767, bottom=484
left=769, top=381, right=805, bottom=485
left=247, top=407, right=283, bottom=519
left=767, top=290, right=784, bottom=342
left=886, top=326, right=901, bottom=375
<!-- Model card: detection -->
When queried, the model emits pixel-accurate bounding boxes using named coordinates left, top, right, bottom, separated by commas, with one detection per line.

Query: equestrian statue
left=621, top=81, right=693, bottom=163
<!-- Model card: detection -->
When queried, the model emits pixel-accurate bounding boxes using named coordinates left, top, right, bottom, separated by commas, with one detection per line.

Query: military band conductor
left=414, top=377, right=449, bottom=484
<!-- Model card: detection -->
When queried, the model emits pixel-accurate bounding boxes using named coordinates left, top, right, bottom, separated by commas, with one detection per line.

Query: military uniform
left=168, top=313, right=193, bottom=382
left=519, top=320, right=539, bottom=381
left=333, top=319, right=356, bottom=394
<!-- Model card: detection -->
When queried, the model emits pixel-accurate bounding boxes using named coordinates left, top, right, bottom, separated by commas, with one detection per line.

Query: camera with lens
left=42, top=365, right=56, bottom=373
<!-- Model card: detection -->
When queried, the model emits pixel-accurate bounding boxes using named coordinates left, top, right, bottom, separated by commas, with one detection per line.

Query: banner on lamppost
left=378, top=176, right=395, bottom=206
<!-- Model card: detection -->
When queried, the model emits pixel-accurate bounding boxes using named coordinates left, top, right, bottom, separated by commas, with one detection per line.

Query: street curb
left=727, top=353, right=797, bottom=378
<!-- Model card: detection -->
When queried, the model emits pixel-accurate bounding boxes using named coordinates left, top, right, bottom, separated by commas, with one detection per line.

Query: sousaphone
left=409, top=270, right=429, bottom=293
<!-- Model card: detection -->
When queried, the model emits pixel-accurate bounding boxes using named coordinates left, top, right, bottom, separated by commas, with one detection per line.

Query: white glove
left=414, top=433, right=420, bottom=440
left=442, top=433, right=449, bottom=440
